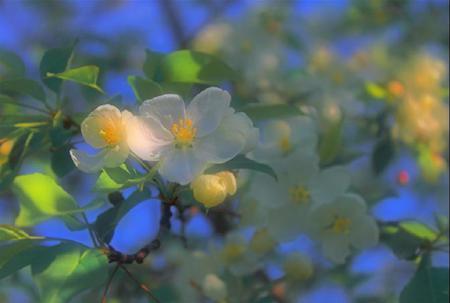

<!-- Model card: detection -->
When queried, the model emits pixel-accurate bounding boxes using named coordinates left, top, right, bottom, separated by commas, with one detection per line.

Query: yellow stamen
left=171, top=118, right=196, bottom=146
left=99, top=122, right=122, bottom=146
left=330, top=217, right=351, bottom=234
left=289, top=186, right=310, bottom=204
left=279, top=136, right=292, bottom=153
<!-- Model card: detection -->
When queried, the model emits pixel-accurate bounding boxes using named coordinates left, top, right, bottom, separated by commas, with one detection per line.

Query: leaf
left=0, top=240, right=38, bottom=270
left=0, top=224, right=43, bottom=241
left=0, top=244, right=49, bottom=280
left=400, top=221, right=439, bottom=242
left=240, top=104, right=303, bottom=121
left=143, top=50, right=164, bottom=80
left=372, top=135, right=395, bottom=175
left=12, top=173, right=86, bottom=227
left=0, top=49, right=26, bottom=77
left=40, top=46, right=74, bottom=94
left=94, top=189, right=150, bottom=244
left=160, top=50, right=236, bottom=84
left=128, top=76, right=162, bottom=102
left=400, top=255, right=449, bottom=303
left=206, top=155, right=278, bottom=180
left=47, top=65, right=104, bottom=93
left=51, top=145, right=76, bottom=178
left=32, top=243, right=108, bottom=303
left=319, top=120, right=343, bottom=165
left=94, top=164, right=143, bottom=193
left=365, top=82, right=387, bottom=99
left=0, top=78, right=47, bottom=102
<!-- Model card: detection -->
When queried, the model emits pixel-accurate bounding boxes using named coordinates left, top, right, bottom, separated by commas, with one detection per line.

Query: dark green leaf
left=319, top=120, right=343, bottom=165
left=143, top=50, right=164, bottom=80
left=128, top=76, right=162, bottom=102
left=51, top=145, right=75, bottom=178
left=0, top=49, right=26, bottom=78
left=32, top=243, right=108, bottom=303
left=400, top=255, right=449, bottom=303
left=206, top=155, right=277, bottom=180
left=94, top=189, right=150, bottom=244
left=372, top=135, right=395, bottom=175
left=47, top=65, right=104, bottom=93
left=40, top=46, right=74, bottom=94
left=240, top=104, right=303, bottom=121
left=160, top=50, right=236, bottom=84
left=0, top=244, right=49, bottom=280
left=0, top=78, right=46, bottom=102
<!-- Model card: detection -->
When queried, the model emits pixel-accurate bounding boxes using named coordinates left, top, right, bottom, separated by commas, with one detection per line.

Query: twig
left=101, top=264, right=120, bottom=303
left=119, top=264, right=161, bottom=303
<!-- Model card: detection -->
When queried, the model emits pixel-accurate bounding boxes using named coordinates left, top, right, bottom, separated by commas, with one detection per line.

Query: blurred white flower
left=308, top=193, right=379, bottom=264
left=202, top=274, right=228, bottom=302
left=132, top=87, right=259, bottom=185
left=70, top=104, right=132, bottom=173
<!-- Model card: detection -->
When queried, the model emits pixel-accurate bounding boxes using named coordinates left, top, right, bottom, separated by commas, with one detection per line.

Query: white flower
left=252, top=116, right=317, bottom=160
left=131, top=87, right=259, bottom=185
left=244, top=149, right=350, bottom=241
left=70, top=105, right=132, bottom=173
left=307, top=193, right=379, bottom=264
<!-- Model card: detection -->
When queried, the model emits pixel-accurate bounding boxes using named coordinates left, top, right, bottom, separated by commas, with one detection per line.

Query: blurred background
left=1, top=0, right=449, bottom=302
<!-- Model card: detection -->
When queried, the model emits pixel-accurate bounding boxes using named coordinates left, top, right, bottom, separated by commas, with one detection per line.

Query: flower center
left=171, top=118, right=196, bottom=146
left=279, top=136, right=292, bottom=153
left=289, top=185, right=310, bottom=204
left=330, top=217, right=351, bottom=234
left=99, top=123, right=122, bottom=146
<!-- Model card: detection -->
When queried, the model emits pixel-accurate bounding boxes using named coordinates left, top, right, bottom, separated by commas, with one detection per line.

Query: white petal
left=81, top=104, right=122, bottom=148
left=288, top=116, right=318, bottom=151
left=350, top=216, right=379, bottom=250
left=310, top=166, right=350, bottom=204
left=283, top=150, right=320, bottom=185
left=159, top=148, right=206, bottom=185
left=70, top=149, right=107, bottom=173
left=127, top=115, right=172, bottom=161
left=195, top=112, right=253, bottom=163
left=267, top=204, right=307, bottom=241
left=335, top=193, right=368, bottom=219
left=102, top=144, right=129, bottom=168
left=187, top=87, right=231, bottom=137
left=247, top=173, right=287, bottom=209
left=140, top=94, right=186, bottom=130
left=322, top=233, right=351, bottom=264
left=241, top=127, right=259, bottom=154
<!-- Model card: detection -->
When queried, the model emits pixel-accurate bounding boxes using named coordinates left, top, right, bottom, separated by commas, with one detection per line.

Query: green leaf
left=0, top=49, right=26, bottom=78
left=0, top=244, right=49, bottom=280
left=160, top=82, right=192, bottom=99
left=365, top=82, right=387, bottom=99
left=12, top=173, right=85, bottom=227
left=47, top=65, right=104, bottom=93
left=94, top=189, right=150, bottom=244
left=160, top=50, right=236, bottom=84
left=319, top=120, right=343, bottom=165
left=143, top=50, right=164, bottom=80
left=372, top=135, right=395, bottom=175
left=400, top=255, right=449, bottom=303
left=240, top=104, right=303, bottom=121
left=32, top=243, right=108, bottom=303
left=94, top=164, right=143, bottom=193
left=51, top=145, right=75, bottom=178
left=128, top=76, right=162, bottom=102
left=0, top=240, right=37, bottom=270
left=400, top=221, right=439, bottom=242
left=40, top=46, right=74, bottom=94
left=0, top=224, right=43, bottom=241
left=0, top=78, right=47, bottom=102
left=206, top=155, right=278, bottom=180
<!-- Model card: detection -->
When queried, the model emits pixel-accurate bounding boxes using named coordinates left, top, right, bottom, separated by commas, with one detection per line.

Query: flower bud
left=191, top=171, right=237, bottom=208
left=202, top=274, right=228, bottom=302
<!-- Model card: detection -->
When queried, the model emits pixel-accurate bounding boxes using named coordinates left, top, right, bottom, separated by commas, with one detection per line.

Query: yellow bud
left=283, top=253, right=314, bottom=281
left=0, top=139, right=14, bottom=166
left=191, top=171, right=237, bottom=208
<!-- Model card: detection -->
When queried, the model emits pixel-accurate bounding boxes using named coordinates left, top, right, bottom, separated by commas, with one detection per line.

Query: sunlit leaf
left=40, top=46, right=74, bottom=94
left=160, top=50, right=236, bottom=84
left=399, top=221, right=439, bottom=242
left=128, top=75, right=162, bottom=102
left=0, top=78, right=47, bottom=102
left=206, top=155, right=278, bottom=180
left=0, top=224, right=43, bottom=241
left=32, top=243, right=108, bottom=303
left=47, top=65, right=104, bottom=93
left=12, top=173, right=85, bottom=227
left=240, top=104, right=303, bottom=121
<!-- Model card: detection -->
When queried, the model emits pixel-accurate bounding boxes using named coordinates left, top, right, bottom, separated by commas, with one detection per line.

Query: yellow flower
left=191, top=171, right=237, bottom=208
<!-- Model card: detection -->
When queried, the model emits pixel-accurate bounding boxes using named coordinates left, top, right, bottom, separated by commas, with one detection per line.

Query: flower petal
left=81, top=104, right=122, bottom=148
left=187, top=87, right=231, bottom=137
left=310, top=166, right=350, bottom=204
left=195, top=112, right=254, bottom=163
left=103, top=144, right=129, bottom=168
left=70, top=149, right=107, bottom=173
left=127, top=115, right=172, bottom=161
left=350, top=215, right=379, bottom=250
left=321, top=233, right=351, bottom=264
left=159, top=148, right=206, bottom=185
left=288, top=116, right=318, bottom=151
left=140, top=94, right=186, bottom=130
